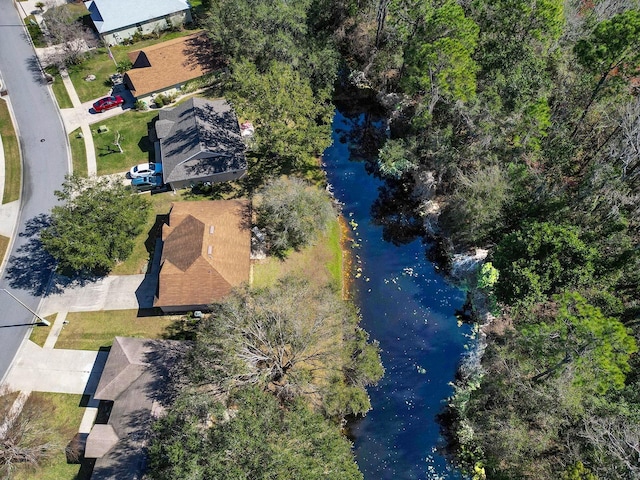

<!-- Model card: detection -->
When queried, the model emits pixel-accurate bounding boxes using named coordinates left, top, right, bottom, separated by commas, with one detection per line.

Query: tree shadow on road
left=4, top=214, right=103, bottom=296
left=4, top=214, right=57, bottom=296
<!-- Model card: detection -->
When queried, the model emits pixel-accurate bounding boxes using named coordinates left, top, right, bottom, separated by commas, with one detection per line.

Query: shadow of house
left=84, top=0, right=192, bottom=46
left=123, top=33, right=216, bottom=104
left=84, top=337, right=186, bottom=479
left=156, top=97, right=247, bottom=190
left=154, top=200, right=251, bottom=314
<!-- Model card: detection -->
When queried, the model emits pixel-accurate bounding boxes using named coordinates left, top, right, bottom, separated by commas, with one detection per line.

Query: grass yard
left=0, top=98, right=21, bottom=204
left=29, top=314, right=58, bottom=348
left=68, top=30, right=199, bottom=102
left=253, top=217, right=344, bottom=291
left=55, top=310, right=180, bottom=350
left=92, top=110, right=157, bottom=175
left=68, top=128, right=88, bottom=177
left=13, top=393, right=87, bottom=480
left=111, top=190, right=182, bottom=275
left=0, top=234, right=9, bottom=267
left=49, top=74, right=74, bottom=109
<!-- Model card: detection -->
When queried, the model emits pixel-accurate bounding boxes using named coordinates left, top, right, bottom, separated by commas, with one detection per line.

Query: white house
left=84, top=0, right=192, bottom=45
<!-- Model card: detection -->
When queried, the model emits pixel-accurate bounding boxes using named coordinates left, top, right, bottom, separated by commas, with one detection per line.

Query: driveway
left=60, top=87, right=136, bottom=133
left=39, top=273, right=158, bottom=317
left=4, top=340, right=108, bottom=394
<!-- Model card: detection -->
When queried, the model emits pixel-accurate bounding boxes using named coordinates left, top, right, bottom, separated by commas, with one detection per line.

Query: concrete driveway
left=60, top=87, right=136, bottom=132
left=39, top=273, right=158, bottom=317
left=4, top=340, right=108, bottom=394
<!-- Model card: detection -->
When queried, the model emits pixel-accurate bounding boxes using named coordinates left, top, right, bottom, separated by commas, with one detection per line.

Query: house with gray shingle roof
left=84, top=337, right=186, bottom=479
left=84, top=0, right=192, bottom=45
left=156, top=97, right=247, bottom=190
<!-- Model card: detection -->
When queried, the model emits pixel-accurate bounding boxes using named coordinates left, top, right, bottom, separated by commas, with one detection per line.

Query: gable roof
left=85, top=0, right=190, bottom=34
left=154, top=200, right=251, bottom=309
left=157, top=97, right=247, bottom=185
left=85, top=337, right=186, bottom=479
left=124, top=33, right=212, bottom=97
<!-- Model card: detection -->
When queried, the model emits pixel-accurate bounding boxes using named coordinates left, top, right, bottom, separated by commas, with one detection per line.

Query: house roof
left=154, top=200, right=251, bottom=309
left=124, top=33, right=212, bottom=97
left=85, top=337, right=186, bottom=479
left=85, top=0, right=190, bottom=34
left=157, top=97, right=247, bottom=185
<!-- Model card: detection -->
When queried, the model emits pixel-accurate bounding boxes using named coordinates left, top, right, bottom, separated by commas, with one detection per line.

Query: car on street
left=129, top=162, right=162, bottom=178
left=131, top=175, right=164, bottom=192
left=92, top=95, right=124, bottom=113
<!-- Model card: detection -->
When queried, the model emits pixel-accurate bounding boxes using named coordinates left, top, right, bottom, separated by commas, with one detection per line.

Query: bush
left=256, top=177, right=335, bottom=257
left=134, top=100, right=148, bottom=111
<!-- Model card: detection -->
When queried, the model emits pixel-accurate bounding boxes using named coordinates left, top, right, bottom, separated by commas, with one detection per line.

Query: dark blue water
left=323, top=111, right=471, bottom=479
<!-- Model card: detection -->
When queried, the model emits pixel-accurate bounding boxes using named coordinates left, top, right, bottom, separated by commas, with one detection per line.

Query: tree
left=573, top=9, right=640, bottom=136
left=256, top=177, right=335, bottom=257
left=228, top=60, right=334, bottom=171
left=148, top=387, right=364, bottom=480
left=492, top=222, right=595, bottom=304
left=42, top=2, right=92, bottom=66
left=520, top=292, right=637, bottom=394
left=40, top=175, right=151, bottom=274
left=187, top=276, right=382, bottom=408
left=440, top=164, right=510, bottom=247
left=400, top=0, right=479, bottom=117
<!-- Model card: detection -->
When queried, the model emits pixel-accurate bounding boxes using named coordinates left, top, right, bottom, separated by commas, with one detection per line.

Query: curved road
left=0, top=0, right=69, bottom=383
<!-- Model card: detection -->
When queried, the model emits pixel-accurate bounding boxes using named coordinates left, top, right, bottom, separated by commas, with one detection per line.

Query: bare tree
left=190, top=277, right=348, bottom=401
left=112, top=131, right=123, bottom=153
left=0, top=396, right=56, bottom=477
left=42, top=2, right=93, bottom=67
left=581, top=415, right=640, bottom=478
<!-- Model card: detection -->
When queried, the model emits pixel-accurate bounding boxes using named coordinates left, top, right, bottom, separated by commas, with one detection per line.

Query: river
left=323, top=110, right=472, bottom=479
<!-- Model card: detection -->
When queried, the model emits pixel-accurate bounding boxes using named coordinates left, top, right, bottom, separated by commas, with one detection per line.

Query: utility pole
left=1, top=289, right=50, bottom=326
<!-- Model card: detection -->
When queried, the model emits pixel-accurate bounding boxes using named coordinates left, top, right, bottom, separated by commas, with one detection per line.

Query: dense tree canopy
left=148, top=387, right=363, bottom=480
left=40, top=175, right=150, bottom=274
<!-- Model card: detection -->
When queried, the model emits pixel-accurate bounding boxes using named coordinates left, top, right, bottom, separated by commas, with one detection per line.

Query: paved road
left=0, top=0, right=70, bottom=383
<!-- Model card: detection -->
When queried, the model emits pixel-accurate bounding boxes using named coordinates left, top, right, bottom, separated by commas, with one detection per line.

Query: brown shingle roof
left=124, top=32, right=212, bottom=97
left=154, top=200, right=251, bottom=310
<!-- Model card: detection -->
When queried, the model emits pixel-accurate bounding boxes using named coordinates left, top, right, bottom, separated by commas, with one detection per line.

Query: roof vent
left=207, top=245, right=213, bottom=256
left=209, top=225, right=214, bottom=234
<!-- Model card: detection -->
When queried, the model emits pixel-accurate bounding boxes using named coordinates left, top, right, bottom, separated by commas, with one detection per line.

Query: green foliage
left=493, top=222, right=595, bottom=304
left=134, top=99, right=148, bottom=111
left=477, top=262, right=499, bottom=291
left=204, top=0, right=339, bottom=95
left=520, top=292, right=637, bottom=394
left=228, top=60, right=333, bottom=169
left=440, top=164, right=510, bottom=247
left=115, top=59, right=132, bottom=73
left=41, top=175, right=150, bottom=274
left=562, top=462, right=597, bottom=480
left=400, top=0, right=479, bottom=114
left=574, top=10, right=640, bottom=78
left=377, top=138, right=416, bottom=179
left=256, top=177, right=335, bottom=257
left=148, top=387, right=363, bottom=480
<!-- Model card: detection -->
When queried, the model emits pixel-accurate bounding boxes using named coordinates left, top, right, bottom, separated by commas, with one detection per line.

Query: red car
left=92, top=95, right=124, bottom=113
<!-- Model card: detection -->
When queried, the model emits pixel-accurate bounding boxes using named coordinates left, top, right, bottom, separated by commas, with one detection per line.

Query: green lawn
left=29, top=314, right=58, bottom=347
left=0, top=98, right=21, bottom=204
left=13, top=393, right=86, bottom=480
left=49, top=73, right=74, bottom=109
left=0, top=235, right=9, bottom=268
left=68, top=128, right=88, bottom=177
left=253, top=217, right=344, bottom=291
left=111, top=191, right=179, bottom=275
left=92, top=110, right=157, bottom=175
left=68, top=30, right=200, bottom=102
left=55, top=310, right=181, bottom=350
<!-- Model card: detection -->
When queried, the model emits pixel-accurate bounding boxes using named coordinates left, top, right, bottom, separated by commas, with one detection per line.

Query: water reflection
left=324, top=111, right=470, bottom=479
